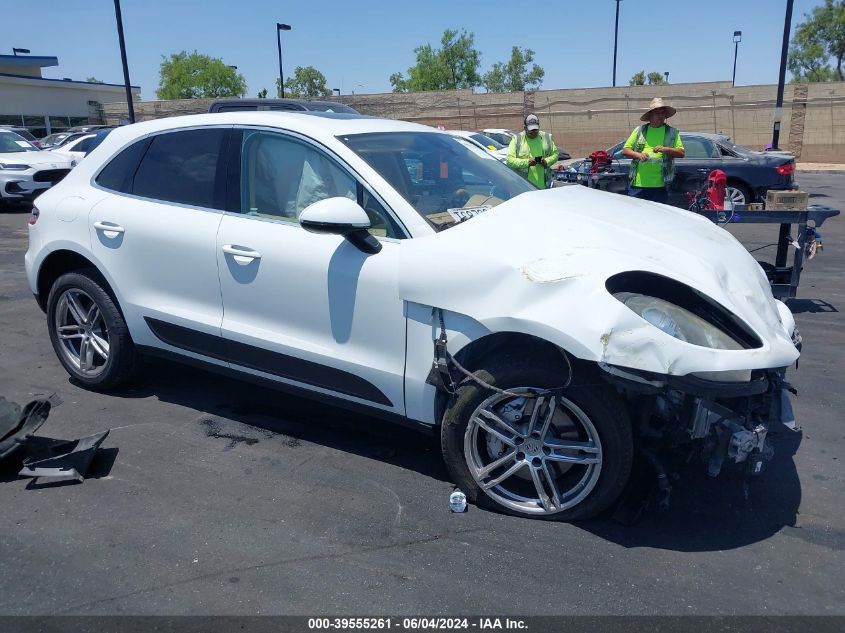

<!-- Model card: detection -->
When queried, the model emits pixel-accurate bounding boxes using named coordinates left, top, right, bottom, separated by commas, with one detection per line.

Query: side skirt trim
left=144, top=317, right=393, bottom=407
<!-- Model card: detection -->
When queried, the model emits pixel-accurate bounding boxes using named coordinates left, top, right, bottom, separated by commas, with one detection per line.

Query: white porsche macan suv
left=25, top=112, right=801, bottom=520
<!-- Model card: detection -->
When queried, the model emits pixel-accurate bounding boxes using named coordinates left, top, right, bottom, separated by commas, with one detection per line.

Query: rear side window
left=680, top=137, right=718, bottom=159
left=95, top=138, right=151, bottom=193
left=132, top=129, right=227, bottom=208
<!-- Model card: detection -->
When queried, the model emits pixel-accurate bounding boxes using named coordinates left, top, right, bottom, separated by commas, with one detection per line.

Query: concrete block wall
left=102, top=80, right=845, bottom=163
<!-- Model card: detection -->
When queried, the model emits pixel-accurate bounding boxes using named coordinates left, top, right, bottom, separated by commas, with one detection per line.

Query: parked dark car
left=209, top=98, right=360, bottom=114
left=557, top=133, right=796, bottom=207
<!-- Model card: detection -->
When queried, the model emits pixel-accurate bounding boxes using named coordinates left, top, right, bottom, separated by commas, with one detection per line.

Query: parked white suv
left=25, top=112, right=801, bottom=520
left=0, top=130, right=74, bottom=204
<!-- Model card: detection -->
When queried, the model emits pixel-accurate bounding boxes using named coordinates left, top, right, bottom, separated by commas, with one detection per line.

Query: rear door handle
left=93, top=221, right=125, bottom=237
left=222, top=244, right=262, bottom=265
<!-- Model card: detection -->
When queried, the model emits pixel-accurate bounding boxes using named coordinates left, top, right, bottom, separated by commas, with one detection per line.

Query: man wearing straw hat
left=622, top=97, right=685, bottom=204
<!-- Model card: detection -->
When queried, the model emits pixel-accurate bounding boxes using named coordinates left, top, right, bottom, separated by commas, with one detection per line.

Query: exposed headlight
left=615, top=293, right=743, bottom=350
left=0, top=163, right=30, bottom=170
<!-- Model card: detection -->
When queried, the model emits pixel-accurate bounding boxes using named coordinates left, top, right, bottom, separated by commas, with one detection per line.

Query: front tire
left=46, top=270, right=138, bottom=390
left=441, top=358, right=633, bottom=521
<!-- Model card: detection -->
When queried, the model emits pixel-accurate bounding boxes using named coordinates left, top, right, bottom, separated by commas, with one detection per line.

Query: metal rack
left=697, top=206, right=840, bottom=299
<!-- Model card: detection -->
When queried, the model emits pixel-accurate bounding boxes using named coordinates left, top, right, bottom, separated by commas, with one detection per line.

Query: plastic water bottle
left=449, top=489, right=467, bottom=513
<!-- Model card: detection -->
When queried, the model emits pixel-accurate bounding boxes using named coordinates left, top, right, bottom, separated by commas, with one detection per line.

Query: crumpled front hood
left=399, top=185, right=798, bottom=375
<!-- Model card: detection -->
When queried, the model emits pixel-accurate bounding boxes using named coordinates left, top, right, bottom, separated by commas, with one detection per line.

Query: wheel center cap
left=524, top=439, right=542, bottom=455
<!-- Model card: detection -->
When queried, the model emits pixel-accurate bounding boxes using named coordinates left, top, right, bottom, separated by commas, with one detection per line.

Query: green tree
left=156, top=51, right=247, bottom=99
left=86, top=76, right=104, bottom=84
left=482, top=47, right=545, bottom=92
left=788, top=0, right=845, bottom=82
left=277, top=66, right=332, bottom=98
left=390, top=29, right=481, bottom=92
left=629, top=70, right=667, bottom=85
left=629, top=70, right=646, bottom=86
left=257, top=88, right=268, bottom=98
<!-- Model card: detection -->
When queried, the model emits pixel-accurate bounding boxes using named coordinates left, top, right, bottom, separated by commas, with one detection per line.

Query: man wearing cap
left=622, top=97, right=685, bottom=204
left=507, top=114, right=559, bottom=189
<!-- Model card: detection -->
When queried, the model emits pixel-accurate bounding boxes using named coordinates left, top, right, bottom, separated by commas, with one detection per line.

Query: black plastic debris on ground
left=0, top=394, right=109, bottom=482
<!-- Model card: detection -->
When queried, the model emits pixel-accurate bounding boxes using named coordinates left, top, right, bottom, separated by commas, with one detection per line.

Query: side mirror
left=299, top=197, right=382, bottom=254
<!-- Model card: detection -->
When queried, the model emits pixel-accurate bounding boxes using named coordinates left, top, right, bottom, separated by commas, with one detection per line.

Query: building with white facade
left=0, top=53, right=140, bottom=139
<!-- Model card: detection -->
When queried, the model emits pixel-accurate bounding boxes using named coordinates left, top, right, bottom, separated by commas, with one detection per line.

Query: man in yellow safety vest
left=506, top=114, right=559, bottom=189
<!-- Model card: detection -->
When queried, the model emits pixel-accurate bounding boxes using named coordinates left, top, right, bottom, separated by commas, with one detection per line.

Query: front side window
left=340, top=132, right=534, bottom=230
left=239, top=130, right=401, bottom=237
left=240, top=130, right=358, bottom=221
left=132, top=129, right=227, bottom=208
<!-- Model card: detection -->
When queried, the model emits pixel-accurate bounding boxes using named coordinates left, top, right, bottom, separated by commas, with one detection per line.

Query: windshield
left=484, top=131, right=514, bottom=146
left=341, top=131, right=535, bottom=229
left=41, top=132, right=74, bottom=146
left=470, top=133, right=505, bottom=150
left=0, top=132, right=38, bottom=153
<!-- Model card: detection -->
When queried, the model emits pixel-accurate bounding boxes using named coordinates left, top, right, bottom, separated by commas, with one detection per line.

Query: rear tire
left=46, top=270, right=138, bottom=390
left=725, top=181, right=752, bottom=206
left=441, top=357, right=633, bottom=521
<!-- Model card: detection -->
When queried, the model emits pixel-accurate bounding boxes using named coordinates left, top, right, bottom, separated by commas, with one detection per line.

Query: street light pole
left=113, top=0, right=135, bottom=124
left=276, top=23, right=291, bottom=98
left=771, top=0, right=794, bottom=150
left=732, top=30, right=742, bottom=87
left=612, top=0, right=622, bottom=87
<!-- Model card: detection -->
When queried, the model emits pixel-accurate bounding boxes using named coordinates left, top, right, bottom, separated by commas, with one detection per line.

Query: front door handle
left=93, top=221, right=125, bottom=238
left=222, top=244, right=262, bottom=265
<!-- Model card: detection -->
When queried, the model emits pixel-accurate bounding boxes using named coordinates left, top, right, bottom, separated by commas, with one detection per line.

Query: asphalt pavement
left=0, top=175, right=843, bottom=616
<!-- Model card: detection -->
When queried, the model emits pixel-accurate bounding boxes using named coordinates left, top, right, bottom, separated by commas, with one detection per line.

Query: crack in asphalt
left=50, top=528, right=485, bottom=614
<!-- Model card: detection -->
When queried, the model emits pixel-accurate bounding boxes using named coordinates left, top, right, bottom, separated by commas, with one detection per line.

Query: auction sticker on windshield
left=447, top=206, right=491, bottom=222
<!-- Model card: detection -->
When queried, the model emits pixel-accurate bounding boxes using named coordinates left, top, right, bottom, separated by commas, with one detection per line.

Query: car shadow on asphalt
left=98, top=358, right=450, bottom=483
left=80, top=359, right=803, bottom=550
left=0, top=202, right=33, bottom=214
left=787, top=298, right=838, bottom=314
left=582, top=427, right=803, bottom=551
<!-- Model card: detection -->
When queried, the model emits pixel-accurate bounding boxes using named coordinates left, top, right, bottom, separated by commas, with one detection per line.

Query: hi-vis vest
left=514, top=131, right=555, bottom=184
left=628, top=123, right=678, bottom=187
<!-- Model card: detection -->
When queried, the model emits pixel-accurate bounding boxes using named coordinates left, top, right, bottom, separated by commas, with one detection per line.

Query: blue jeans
left=628, top=186, right=668, bottom=204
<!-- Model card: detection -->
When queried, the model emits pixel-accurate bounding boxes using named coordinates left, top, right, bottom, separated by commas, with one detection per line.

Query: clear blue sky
left=6, top=0, right=827, bottom=99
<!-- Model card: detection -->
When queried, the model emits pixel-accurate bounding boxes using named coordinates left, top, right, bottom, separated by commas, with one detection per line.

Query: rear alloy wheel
left=725, top=182, right=751, bottom=206
left=441, top=359, right=633, bottom=520
left=46, top=270, right=138, bottom=390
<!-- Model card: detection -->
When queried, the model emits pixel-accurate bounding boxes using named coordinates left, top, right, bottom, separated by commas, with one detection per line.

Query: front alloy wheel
left=465, top=392, right=603, bottom=515
left=441, top=358, right=633, bottom=521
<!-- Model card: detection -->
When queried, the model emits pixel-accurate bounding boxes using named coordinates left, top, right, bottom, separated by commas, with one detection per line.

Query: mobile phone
left=534, top=156, right=543, bottom=162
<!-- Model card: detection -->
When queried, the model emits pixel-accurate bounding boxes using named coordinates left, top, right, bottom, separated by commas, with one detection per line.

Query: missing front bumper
left=600, top=363, right=798, bottom=478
